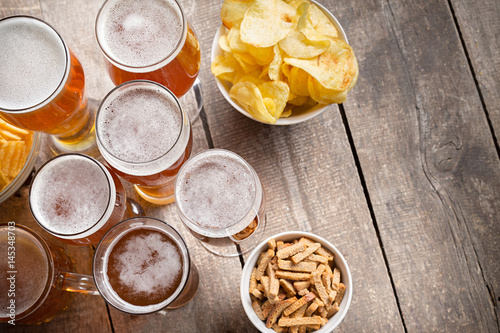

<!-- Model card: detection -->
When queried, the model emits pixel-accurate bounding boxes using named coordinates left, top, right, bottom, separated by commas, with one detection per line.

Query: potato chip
left=240, top=0, right=295, bottom=47
left=283, top=65, right=310, bottom=96
left=308, top=2, right=339, bottom=38
left=229, top=82, right=277, bottom=123
left=227, top=26, right=250, bottom=54
left=308, top=75, right=348, bottom=104
left=218, top=34, right=232, bottom=53
left=0, top=141, right=25, bottom=178
left=258, top=81, right=290, bottom=118
left=279, top=3, right=330, bottom=59
left=0, top=129, right=22, bottom=141
left=268, top=44, right=283, bottom=81
left=233, top=53, right=261, bottom=73
left=0, top=170, right=8, bottom=190
left=283, top=0, right=307, bottom=9
left=0, top=118, right=29, bottom=136
left=221, top=0, right=254, bottom=29
left=248, top=45, right=274, bottom=66
left=297, top=3, right=332, bottom=45
left=234, top=69, right=267, bottom=86
left=211, top=54, right=241, bottom=83
left=288, top=93, right=309, bottom=106
left=284, top=37, right=357, bottom=92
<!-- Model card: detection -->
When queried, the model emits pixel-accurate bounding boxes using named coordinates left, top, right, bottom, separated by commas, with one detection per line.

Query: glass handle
left=126, top=198, right=145, bottom=217
left=56, top=272, right=100, bottom=295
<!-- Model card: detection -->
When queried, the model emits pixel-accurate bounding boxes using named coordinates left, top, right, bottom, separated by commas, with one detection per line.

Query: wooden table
left=1, top=0, right=499, bottom=332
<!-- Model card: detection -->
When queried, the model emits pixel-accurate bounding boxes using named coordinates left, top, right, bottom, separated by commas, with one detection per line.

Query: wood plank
left=449, top=0, right=500, bottom=325
left=339, top=0, right=500, bottom=331
left=202, top=2, right=405, bottom=332
left=450, top=0, right=500, bottom=144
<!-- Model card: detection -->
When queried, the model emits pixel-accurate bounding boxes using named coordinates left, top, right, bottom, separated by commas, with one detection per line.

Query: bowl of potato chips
left=0, top=119, right=41, bottom=203
left=211, top=0, right=359, bottom=125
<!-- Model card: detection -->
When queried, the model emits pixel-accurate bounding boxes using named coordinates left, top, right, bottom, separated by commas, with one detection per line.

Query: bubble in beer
left=99, top=0, right=183, bottom=67
left=176, top=152, right=256, bottom=229
left=106, top=228, right=183, bottom=306
left=99, top=87, right=182, bottom=163
left=30, top=155, right=111, bottom=235
left=0, top=17, right=67, bottom=110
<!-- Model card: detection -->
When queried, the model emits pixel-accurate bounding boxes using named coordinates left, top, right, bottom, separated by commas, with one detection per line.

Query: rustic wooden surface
left=0, top=0, right=499, bottom=332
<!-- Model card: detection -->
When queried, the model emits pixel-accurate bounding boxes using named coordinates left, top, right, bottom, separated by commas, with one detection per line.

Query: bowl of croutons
left=240, top=231, right=352, bottom=332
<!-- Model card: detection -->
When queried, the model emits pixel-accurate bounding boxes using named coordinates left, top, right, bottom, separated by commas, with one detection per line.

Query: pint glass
left=174, top=149, right=267, bottom=257
left=0, top=224, right=99, bottom=325
left=0, top=16, right=96, bottom=154
left=93, top=217, right=199, bottom=312
left=95, top=0, right=203, bottom=121
left=96, top=80, right=192, bottom=205
left=29, top=153, right=127, bottom=245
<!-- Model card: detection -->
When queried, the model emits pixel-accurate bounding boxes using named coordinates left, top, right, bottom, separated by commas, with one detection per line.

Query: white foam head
left=0, top=16, right=68, bottom=111
left=109, top=229, right=182, bottom=298
left=96, top=81, right=190, bottom=176
left=96, top=0, right=185, bottom=70
left=30, top=154, right=113, bottom=236
left=175, top=149, right=262, bottom=236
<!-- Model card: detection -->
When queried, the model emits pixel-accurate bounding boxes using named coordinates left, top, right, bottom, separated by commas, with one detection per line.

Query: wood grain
left=339, top=0, right=500, bottom=331
left=449, top=0, right=500, bottom=146
left=1, top=0, right=499, bottom=332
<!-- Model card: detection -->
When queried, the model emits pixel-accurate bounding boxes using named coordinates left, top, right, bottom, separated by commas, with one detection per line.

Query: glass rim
left=95, top=0, right=188, bottom=72
left=0, top=223, right=55, bottom=321
left=0, top=15, right=70, bottom=114
left=28, top=153, right=114, bottom=238
left=174, top=148, right=262, bottom=236
left=92, top=216, right=191, bottom=315
left=95, top=79, right=186, bottom=166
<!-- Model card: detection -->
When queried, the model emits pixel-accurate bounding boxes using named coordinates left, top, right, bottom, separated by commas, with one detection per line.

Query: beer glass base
left=179, top=77, right=203, bottom=122
left=197, top=215, right=267, bottom=257
left=166, top=263, right=199, bottom=309
left=134, top=184, right=175, bottom=205
left=48, top=99, right=100, bottom=158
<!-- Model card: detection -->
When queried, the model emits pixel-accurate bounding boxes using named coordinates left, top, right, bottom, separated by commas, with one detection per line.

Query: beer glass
left=95, top=80, right=192, bottom=205
left=29, top=153, right=127, bottom=246
left=95, top=0, right=203, bottom=121
left=174, top=149, right=267, bottom=257
left=0, top=16, right=97, bottom=155
left=93, top=217, right=199, bottom=312
left=0, top=224, right=99, bottom=325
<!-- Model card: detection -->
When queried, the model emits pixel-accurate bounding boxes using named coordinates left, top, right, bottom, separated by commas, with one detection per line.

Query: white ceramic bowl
left=240, top=231, right=352, bottom=332
left=0, top=131, right=41, bottom=203
left=211, top=1, right=348, bottom=125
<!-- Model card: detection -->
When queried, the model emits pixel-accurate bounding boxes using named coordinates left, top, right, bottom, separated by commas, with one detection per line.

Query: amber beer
left=96, top=80, right=192, bottom=205
left=0, top=224, right=75, bottom=324
left=93, top=217, right=198, bottom=313
left=174, top=149, right=266, bottom=257
left=0, top=16, right=93, bottom=148
left=29, top=153, right=127, bottom=245
left=95, top=0, right=201, bottom=98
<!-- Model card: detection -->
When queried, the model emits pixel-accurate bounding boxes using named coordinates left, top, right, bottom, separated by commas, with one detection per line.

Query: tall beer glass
left=95, top=0, right=203, bottom=121
left=0, top=224, right=99, bottom=325
left=174, top=149, right=266, bottom=257
left=96, top=80, right=192, bottom=205
left=0, top=16, right=96, bottom=155
left=93, top=217, right=199, bottom=312
left=29, top=153, right=127, bottom=245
